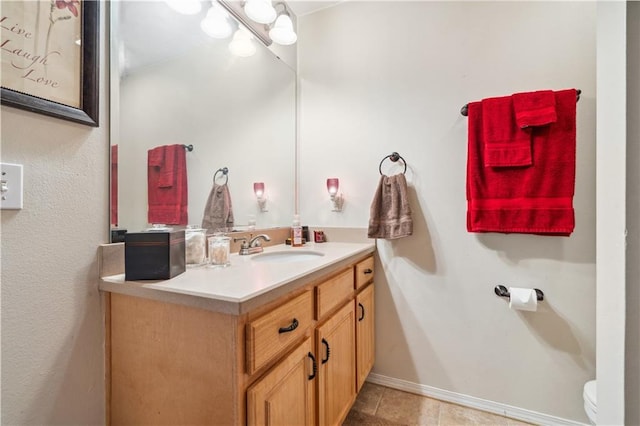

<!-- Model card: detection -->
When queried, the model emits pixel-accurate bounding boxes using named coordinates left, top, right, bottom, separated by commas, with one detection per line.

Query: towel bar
left=460, top=89, right=581, bottom=117
left=379, top=152, right=407, bottom=175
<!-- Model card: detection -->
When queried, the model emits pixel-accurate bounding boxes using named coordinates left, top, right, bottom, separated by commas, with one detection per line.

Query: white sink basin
left=251, top=250, right=325, bottom=263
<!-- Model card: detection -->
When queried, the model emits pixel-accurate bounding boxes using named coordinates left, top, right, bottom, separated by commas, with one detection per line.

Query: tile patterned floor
left=343, top=383, right=533, bottom=426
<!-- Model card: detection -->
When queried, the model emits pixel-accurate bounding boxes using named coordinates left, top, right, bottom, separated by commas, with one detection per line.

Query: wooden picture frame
left=1, top=1, right=99, bottom=127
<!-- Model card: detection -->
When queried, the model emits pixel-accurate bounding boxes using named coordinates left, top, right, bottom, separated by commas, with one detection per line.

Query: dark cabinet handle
left=364, top=268, right=373, bottom=274
left=307, top=352, right=317, bottom=380
left=278, top=318, right=299, bottom=334
left=358, top=303, right=365, bottom=321
left=321, top=338, right=331, bottom=364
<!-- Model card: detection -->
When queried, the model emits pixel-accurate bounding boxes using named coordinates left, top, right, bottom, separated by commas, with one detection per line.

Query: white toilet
left=583, top=380, right=597, bottom=425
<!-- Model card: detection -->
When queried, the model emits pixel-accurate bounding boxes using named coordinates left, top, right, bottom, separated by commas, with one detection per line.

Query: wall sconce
left=326, top=178, right=344, bottom=212
left=254, top=182, right=268, bottom=212
left=217, top=0, right=296, bottom=47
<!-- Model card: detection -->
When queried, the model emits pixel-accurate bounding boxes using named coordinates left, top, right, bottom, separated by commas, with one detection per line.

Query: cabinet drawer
left=246, top=290, right=313, bottom=375
left=316, top=269, right=354, bottom=320
left=355, top=257, right=374, bottom=290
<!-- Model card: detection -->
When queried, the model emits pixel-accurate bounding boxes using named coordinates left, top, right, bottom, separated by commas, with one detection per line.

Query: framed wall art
left=1, top=0, right=99, bottom=127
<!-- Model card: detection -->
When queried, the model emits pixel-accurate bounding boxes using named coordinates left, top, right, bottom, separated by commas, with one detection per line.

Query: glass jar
left=208, top=233, right=230, bottom=268
left=185, top=225, right=207, bottom=266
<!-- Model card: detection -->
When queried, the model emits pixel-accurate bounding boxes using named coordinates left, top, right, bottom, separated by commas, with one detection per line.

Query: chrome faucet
left=236, top=234, right=271, bottom=255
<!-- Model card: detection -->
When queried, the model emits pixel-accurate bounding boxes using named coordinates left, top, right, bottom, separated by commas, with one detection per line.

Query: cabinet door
left=247, top=337, right=316, bottom=426
left=356, top=284, right=375, bottom=391
left=317, top=302, right=356, bottom=426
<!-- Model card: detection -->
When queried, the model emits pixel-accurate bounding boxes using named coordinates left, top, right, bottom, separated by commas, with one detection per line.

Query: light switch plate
left=1, top=163, right=24, bottom=210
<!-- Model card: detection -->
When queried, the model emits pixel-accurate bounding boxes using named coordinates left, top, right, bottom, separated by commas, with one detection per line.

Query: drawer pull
left=321, top=338, right=331, bottom=364
left=278, top=318, right=299, bottom=334
left=364, top=268, right=373, bottom=274
left=358, top=302, right=365, bottom=321
left=307, top=352, right=317, bottom=380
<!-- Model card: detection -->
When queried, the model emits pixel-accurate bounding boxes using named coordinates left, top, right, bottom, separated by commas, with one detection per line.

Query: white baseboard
left=366, top=373, right=587, bottom=426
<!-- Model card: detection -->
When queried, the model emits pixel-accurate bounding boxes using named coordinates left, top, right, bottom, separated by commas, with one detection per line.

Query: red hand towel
left=111, top=145, right=118, bottom=226
left=466, top=89, right=576, bottom=236
left=512, top=90, right=557, bottom=128
left=148, top=145, right=164, bottom=167
left=147, top=144, right=188, bottom=225
left=147, top=145, right=176, bottom=188
left=481, top=95, right=533, bottom=167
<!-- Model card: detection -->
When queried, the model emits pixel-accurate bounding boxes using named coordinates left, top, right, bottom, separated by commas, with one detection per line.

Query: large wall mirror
left=110, top=1, right=296, bottom=240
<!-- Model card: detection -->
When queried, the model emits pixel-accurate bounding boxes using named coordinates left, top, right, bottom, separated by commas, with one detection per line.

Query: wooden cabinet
left=107, top=254, right=375, bottom=426
left=316, top=302, right=357, bottom=426
left=356, top=283, right=375, bottom=392
left=247, top=337, right=316, bottom=426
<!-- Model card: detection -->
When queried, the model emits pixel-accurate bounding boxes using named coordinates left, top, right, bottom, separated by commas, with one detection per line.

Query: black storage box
left=111, top=229, right=127, bottom=243
left=124, top=230, right=186, bottom=280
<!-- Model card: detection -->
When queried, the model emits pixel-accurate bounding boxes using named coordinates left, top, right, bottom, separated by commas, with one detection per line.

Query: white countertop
left=100, top=242, right=375, bottom=315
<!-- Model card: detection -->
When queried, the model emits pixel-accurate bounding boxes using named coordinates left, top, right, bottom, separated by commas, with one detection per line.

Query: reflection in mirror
left=110, top=1, right=296, bottom=240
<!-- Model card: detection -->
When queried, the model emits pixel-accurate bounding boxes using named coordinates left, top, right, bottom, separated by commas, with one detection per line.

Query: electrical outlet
left=1, top=163, right=24, bottom=210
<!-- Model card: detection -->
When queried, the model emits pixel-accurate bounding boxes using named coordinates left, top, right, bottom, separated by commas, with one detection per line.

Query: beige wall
left=299, top=2, right=596, bottom=422
left=626, top=2, right=640, bottom=425
left=0, top=4, right=108, bottom=424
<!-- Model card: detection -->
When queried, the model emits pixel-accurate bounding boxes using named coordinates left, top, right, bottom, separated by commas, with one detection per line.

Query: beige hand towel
left=202, top=183, right=234, bottom=234
left=368, top=173, right=413, bottom=239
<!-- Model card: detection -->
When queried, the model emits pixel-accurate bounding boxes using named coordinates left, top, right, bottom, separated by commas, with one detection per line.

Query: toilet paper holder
left=494, top=285, right=544, bottom=301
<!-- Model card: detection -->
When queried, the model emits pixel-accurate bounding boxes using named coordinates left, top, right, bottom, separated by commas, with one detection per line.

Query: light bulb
left=201, top=4, right=232, bottom=39
left=253, top=182, right=267, bottom=212
left=244, top=0, right=276, bottom=24
left=269, top=14, right=297, bottom=45
left=254, top=182, right=265, bottom=198
left=229, top=28, right=256, bottom=57
left=327, top=178, right=339, bottom=196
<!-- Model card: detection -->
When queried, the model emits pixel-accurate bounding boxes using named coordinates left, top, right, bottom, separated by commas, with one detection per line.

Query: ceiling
left=288, top=1, right=343, bottom=17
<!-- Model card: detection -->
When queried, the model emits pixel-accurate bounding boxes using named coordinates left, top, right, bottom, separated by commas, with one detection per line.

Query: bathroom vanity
left=100, top=242, right=375, bottom=426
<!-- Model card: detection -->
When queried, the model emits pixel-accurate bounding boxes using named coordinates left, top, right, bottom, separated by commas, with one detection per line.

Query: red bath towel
left=481, top=95, right=533, bottom=167
left=147, top=144, right=188, bottom=225
left=466, top=89, right=576, bottom=236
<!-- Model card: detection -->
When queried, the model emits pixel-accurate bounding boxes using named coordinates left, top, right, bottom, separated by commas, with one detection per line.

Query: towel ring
left=213, top=167, right=229, bottom=185
left=379, top=152, right=407, bottom=175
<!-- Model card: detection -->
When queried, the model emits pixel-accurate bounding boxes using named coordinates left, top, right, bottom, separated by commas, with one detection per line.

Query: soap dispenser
left=291, top=215, right=303, bottom=247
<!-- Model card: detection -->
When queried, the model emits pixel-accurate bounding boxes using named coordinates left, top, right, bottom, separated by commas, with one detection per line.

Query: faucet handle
left=233, top=237, right=249, bottom=249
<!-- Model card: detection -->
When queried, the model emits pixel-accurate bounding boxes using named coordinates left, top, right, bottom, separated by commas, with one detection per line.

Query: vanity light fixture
left=269, top=3, right=297, bottom=45
left=201, top=2, right=233, bottom=39
left=326, top=178, right=344, bottom=212
left=229, top=27, right=256, bottom=57
left=253, top=182, right=268, bottom=212
left=243, top=0, right=277, bottom=24
left=165, top=0, right=202, bottom=15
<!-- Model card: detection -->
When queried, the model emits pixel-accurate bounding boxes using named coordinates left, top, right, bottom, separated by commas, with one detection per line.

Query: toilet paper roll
left=508, top=287, right=538, bottom=312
